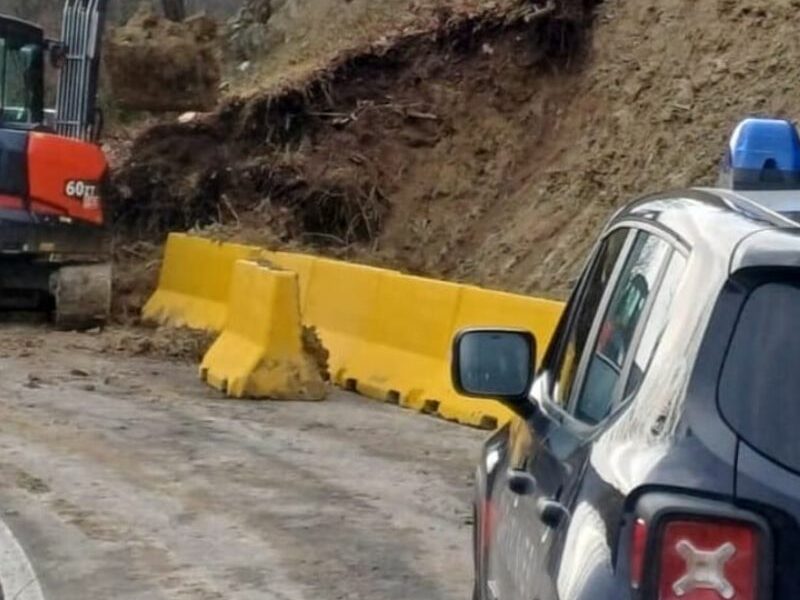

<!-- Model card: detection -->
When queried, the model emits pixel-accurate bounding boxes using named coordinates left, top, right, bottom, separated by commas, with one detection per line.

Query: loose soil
left=105, top=4, right=222, bottom=112
left=111, top=0, right=800, bottom=310
left=110, top=0, right=594, bottom=297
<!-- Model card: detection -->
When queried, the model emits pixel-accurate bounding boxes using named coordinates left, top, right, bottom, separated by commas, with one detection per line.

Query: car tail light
left=658, top=519, right=757, bottom=600
left=630, top=518, right=648, bottom=589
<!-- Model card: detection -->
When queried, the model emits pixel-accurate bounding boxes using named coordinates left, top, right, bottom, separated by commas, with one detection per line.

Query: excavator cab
left=0, top=17, right=45, bottom=128
left=0, top=1, right=111, bottom=329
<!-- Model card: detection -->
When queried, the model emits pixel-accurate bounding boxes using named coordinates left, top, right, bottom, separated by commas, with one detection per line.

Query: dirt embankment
left=110, top=0, right=595, bottom=286
left=111, top=0, right=800, bottom=306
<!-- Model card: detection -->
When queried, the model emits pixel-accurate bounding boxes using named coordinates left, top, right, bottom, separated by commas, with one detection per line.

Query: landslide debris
left=111, top=240, right=162, bottom=325
left=101, top=326, right=216, bottom=363
left=302, top=326, right=331, bottom=383
left=110, top=0, right=595, bottom=263
left=105, top=2, right=222, bottom=112
left=112, top=0, right=800, bottom=309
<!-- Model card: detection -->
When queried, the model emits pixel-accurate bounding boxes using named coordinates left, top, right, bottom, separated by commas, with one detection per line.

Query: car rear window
left=719, top=281, right=800, bottom=473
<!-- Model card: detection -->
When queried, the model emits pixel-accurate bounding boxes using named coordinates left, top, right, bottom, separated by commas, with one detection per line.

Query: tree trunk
left=161, top=0, right=186, bottom=21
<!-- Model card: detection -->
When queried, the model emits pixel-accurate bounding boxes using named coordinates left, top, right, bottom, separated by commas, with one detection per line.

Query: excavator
left=0, top=1, right=110, bottom=328
left=0, top=0, right=219, bottom=328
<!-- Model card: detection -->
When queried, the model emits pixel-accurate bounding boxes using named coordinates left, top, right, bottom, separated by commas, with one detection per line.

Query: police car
left=452, top=118, right=800, bottom=600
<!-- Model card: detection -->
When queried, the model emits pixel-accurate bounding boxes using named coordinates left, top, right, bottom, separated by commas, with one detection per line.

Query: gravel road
left=0, top=324, right=485, bottom=600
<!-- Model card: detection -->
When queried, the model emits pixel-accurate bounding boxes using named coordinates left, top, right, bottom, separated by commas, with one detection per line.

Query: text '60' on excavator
left=0, top=0, right=111, bottom=329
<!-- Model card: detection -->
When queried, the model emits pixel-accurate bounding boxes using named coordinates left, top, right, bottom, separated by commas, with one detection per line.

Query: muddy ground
left=0, top=324, right=484, bottom=599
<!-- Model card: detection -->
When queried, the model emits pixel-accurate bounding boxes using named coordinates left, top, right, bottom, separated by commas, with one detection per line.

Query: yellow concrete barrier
left=348, top=272, right=462, bottom=412
left=145, top=234, right=566, bottom=427
left=324, top=275, right=563, bottom=429
left=295, top=265, right=564, bottom=429
left=200, top=261, right=326, bottom=400
left=454, top=286, right=564, bottom=352
left=302, top=258, right=390, bottom=384
left=269, top=251, right=318, bottom=311
left=143, top=233, right=263, bottom=330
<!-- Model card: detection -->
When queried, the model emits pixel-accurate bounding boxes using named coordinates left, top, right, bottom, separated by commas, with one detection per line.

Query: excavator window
left=0, top=32, right=44, bottom=127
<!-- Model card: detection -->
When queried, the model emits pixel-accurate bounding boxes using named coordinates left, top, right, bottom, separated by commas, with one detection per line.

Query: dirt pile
left=101, top=325, right=216, bottom=362
left=105, top=3, right=222, bottom=112
left=111, top=240, right=163, bottom=324
left=109, top=0, right=593, bottom=251
left=110, top=0, right=800, bottom=306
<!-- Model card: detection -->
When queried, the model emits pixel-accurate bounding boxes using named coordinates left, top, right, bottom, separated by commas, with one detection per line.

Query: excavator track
left=50, top=263, right=112, bottom=330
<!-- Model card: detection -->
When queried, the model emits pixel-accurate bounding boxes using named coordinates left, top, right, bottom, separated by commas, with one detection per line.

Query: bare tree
left=161, top=0, right=186, bottom=21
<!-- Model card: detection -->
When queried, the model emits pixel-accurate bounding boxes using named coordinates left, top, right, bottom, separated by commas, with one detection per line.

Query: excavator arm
left=55, top=0, right=108, bottom=141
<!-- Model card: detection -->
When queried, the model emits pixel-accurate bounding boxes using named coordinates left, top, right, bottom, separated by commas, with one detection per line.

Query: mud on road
left=0, top=325, right=484, bottom=599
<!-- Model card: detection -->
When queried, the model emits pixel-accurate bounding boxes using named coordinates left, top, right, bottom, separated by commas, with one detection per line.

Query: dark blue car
left=453, top=118, right=800, bottom=600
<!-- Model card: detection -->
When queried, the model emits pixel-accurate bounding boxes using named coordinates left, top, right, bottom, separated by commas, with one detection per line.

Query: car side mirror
left=451, top=328, right=536, bottom=415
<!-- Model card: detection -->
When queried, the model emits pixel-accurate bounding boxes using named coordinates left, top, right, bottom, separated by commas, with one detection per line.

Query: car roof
left=610, top=187, right=800, bottom=274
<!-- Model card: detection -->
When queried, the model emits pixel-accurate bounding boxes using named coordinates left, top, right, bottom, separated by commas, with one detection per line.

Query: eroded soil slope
left=111, top=1, right=593, bottom=291
left=112, top=0, right=799, bottom=302
left=464, top=0, right=800, bottom=297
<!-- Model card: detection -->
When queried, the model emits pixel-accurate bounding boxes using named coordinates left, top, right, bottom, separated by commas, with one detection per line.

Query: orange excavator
left=0, top=1, right=111, bottom=328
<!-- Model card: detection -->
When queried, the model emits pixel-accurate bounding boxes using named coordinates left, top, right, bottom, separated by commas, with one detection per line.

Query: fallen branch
left=404, top=109, right=440, bottom=121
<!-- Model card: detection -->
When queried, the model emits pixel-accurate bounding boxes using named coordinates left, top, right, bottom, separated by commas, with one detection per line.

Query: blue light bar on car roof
left=719, top=118, right=800, bottom=190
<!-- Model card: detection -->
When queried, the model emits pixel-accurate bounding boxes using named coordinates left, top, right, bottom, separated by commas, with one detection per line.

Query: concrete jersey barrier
left=146, top=234, right=565, bottom=428
left=200, top=260, right=326, bottom=401
left=143, top=234, right=264, bottom=331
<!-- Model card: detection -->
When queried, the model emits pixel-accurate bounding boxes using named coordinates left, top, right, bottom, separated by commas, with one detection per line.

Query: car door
left=537, top=230, right=679, bottom=600
left=526, top=228, right=668, bottom=600
left=497, top=227, right=678, bottom=600
left=485, top=226, right=632, bottom=600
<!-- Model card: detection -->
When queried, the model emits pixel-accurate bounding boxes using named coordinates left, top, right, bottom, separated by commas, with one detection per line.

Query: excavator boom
left=55, top=0, right=107, bottom=141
